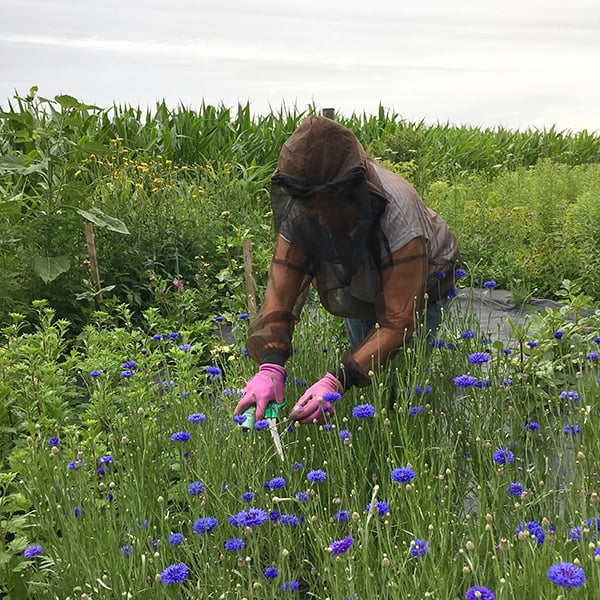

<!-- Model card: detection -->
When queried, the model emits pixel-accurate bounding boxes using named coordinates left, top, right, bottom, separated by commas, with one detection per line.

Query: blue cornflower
left=280, top=514, right=300, bottom=527
left=560, top=390, right=580, bottom=402
left=168, top=532, right=184, bottom=546
left=188, top=481, right=205, bottom=496
left=153, top=334, right=164, bottom=341
left=266, top=477, right=286, bottom=490
left=291, top=462, right=303, bottom=472
left=410, top=538, right=429, bottom=557
left=330, top=535, right=354, bottom=556
left=547, top=562, right=586, bottom=588
left=229, top=508, right=268, bottom=528
left=224, top=537, right=245, bottom=552
left=492, top=449, right=514, bottom=465
left=587, top=351, right=599, bottom=361
left=169, top=332, right=179, bottom=341
left=23, top=545, right=43, bottom=559
left=352, top=404, right=375, bottom=419
left=323, top=391, right=341, bottom=402
left=461, top=331, right=476, bottom=339
left=563, top=424, right=580, bottom=436
left=526, top=340, right=538, bottom=348
left=465, top=586, right=495, bottom=600
left=160, top=562, right=189, bottom=585
left=323, top=423, right=333, bottom=431
left=455, top=268, right=467, bottom=278
left=391, top=466, right=416, bottom=484
left=569, top=526, right=582, bottom=541
left=468, top=352, right=490, bottom=364
left=193, top=516, right=218, bottom=535
left=206, top=366, right=222, bottom=381
left=120, top=369, right=135, bottom=378
left=454, top=374, right=477, bottom=388
left=366, top=500, right=390, bottom=517
left=295, top=491, right=309, bottom=503
left=241, top=491, right=255, bottom=503
left=233, top=414, right=247, bottom=425
left=89, top=370, right=103, bottom=378
left=179, top=343, right=192, bottom=351
left=264, top=566, right=279, bottom=579
left=120, top=544, right=134, bottom=557
left=48, top=437, right=59, bottom=447
left=334, top=509, right=351, bottom=523
left=516, top=520, right=545, bottom=545
left=98, top=454, right=113, bottom=465
left=280, top=580, right=300, bottom=593
left=214, top=316, right=224, bottom=322
left=67, top=459, right=82, bottom=470
left=121, top=360, right=137, bottom=369
left=413, top=384, right=432, bottom=396
left=269, top=509, right=280, bottom=522
left=255, top=419, right=269, bottom=430
left=525, top=421, right=540, bottom=431
left=188, top=413, right=206, bottom=423
left=306, top=469, right=327, bottom=483
left=507, top=482, right=523, bottom=497
left=554, top=331, right=563, bottom=339
left=339, top=429, right=352, bottom=441
left=483, top=280, right=497, bottom=288
left=171, top=431, right=191, bottom=442
left=409, top=405, right=425, bottom=416
left=239, top=313, right=249, bottom=320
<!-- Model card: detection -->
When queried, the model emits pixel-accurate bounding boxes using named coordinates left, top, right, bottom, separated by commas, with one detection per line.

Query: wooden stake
left=84, top=222, right=103, bottom=311
left=242, top=238, right=257, bottom=319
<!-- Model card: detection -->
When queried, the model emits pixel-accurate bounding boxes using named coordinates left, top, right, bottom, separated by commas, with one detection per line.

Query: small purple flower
left=214, top=316, right=224, bottom=322
left=264, top=566, right=279, bottom=579
left=468, top=352, right=490, bottom=365
left=187, top=413, right=206, bottom=423
left=306, top=469, right=327, bottom=483
left=547, top=562, right=586, bottom=588
left=352, top=404, right=375, bottom=419
left=255, top=419, right=269, bottom=430
left=410, top=538, right=429, bottom=557
left=23, top=545, right=43, bottom=559
left=280, top=580, right=300, bottom=593
left=465, top=586, right=495, bottom=600
left=587, top=351, right=599, bottom=361
left=296, top=491, right=309, bottom=503
left=239, top=313, right=249, bottom=320
left=408, top=405, right=425, bottom=416
left=121, top=360, right=137, bottom=369
left=160, top=562, right=189, bottom=585
left=554, top=331, right=563, bottom=339
left=455, top=268, right=467, bottom=278
left=265, top=477, right=286, bottom=490
left=516, top=520, right=545, bottom=545
left=152, top=333, right=164, bottom=341
left=233, top=414, right=247, bottom=425
left=330, top=535, right=354, bottom=556
left=483, top=280, right=497, bottom=289
left=229, top=508, right=268, bottom=528
left=241, top=491, right=255, bottom=502
left=224, top=537, right=245, bottom=552
left=526, top=340, right=538, bottom=348
left=391, top=466, right=416, bottom=484
left=323, top=391, right=341, bottom=402
left=563, top=424, right=581, bottom=436
left=169, top=332, right=179, bottom=341
left=168, top=532, right=184, bottom=546
left=339, top=429, right=352, bottom=441
left=366, top=500, right=390, bottom=517
left=193, top=516, right=218, bottom=535
left=492, top=448, right=514, bottom=465
left=89, top=370, right=103, bottom=378
left=188, top=481, right=205, bottom=496
left=120, top=544, right=134, bottom=557
left=48, top=437, right=59, bottom=447
left=120, top=369, right=135, bottom=378
left=171, top=431, right=191, bottom=442
left=334, top=509, right=351, bottom=523
left=291, top=462, right=303, bottom=472
left=525, top=421, right=540, bottom=431
left=280, top=514, right=300, bottom=527
left=569, top=526, right=582, bottom=541
left=206, top=366, right=222, bottom=381
left=179, top=343, right=192, bottom=351
left=454, top=374, right=477, bottom=388
left=269, top=509, right=280, bottom=522
left=461, top=331, right=476, bottom=339
left=507, top=482, right=523, bottom=497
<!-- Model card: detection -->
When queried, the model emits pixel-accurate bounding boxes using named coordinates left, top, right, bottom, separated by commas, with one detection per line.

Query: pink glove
left=234, top=363, right=286, bottom=421
left=288, top=373, right=344, bottom=425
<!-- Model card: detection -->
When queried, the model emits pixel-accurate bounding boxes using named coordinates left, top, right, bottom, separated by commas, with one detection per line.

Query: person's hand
left=288, top=373, right=344, bottom=425
left=234, top=363, right=286, bottom=421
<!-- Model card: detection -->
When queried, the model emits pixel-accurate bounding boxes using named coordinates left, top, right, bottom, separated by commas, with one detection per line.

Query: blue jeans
left=344, top=299, right=446, bottom=348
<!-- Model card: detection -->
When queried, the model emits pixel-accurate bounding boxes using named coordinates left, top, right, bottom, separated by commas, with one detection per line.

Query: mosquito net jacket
left=246, top=116, right=459, bottom=388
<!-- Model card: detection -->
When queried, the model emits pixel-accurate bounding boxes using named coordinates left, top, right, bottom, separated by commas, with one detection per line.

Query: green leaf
left=32, top=255, right=70, bottom=284
left=75, top=208, right=130, bottom=234
left=54, top=94, right=100, bottom=111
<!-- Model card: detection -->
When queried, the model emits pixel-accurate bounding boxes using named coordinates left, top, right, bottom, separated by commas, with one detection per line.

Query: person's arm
left=337, top=236, right=429, bottom=388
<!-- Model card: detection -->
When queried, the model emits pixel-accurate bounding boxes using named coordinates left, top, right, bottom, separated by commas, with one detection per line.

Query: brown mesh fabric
left=340, top=237, right=429, bottom=386
left=246, top=235, right=313, bottom=363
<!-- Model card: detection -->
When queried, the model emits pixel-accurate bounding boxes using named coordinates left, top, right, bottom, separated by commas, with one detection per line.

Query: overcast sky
left=1, top=0, right=599, bottom=132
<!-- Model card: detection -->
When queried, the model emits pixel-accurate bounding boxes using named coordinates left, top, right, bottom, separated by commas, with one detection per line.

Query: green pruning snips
left=241, top=398, right=287, bottom=461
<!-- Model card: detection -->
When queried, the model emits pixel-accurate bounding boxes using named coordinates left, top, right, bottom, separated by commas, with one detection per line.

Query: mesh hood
left=271, top=116, right=388, bottom=287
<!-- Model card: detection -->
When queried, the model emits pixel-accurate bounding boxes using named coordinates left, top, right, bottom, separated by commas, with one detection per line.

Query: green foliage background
left=1, top=88, right=599, bottom=331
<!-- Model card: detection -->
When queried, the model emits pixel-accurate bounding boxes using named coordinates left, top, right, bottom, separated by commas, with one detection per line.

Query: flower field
left=1, top=278, right=599, bottom=599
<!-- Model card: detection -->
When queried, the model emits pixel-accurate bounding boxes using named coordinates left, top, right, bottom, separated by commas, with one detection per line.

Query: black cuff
left=261, top=348, right=287, bottom=367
